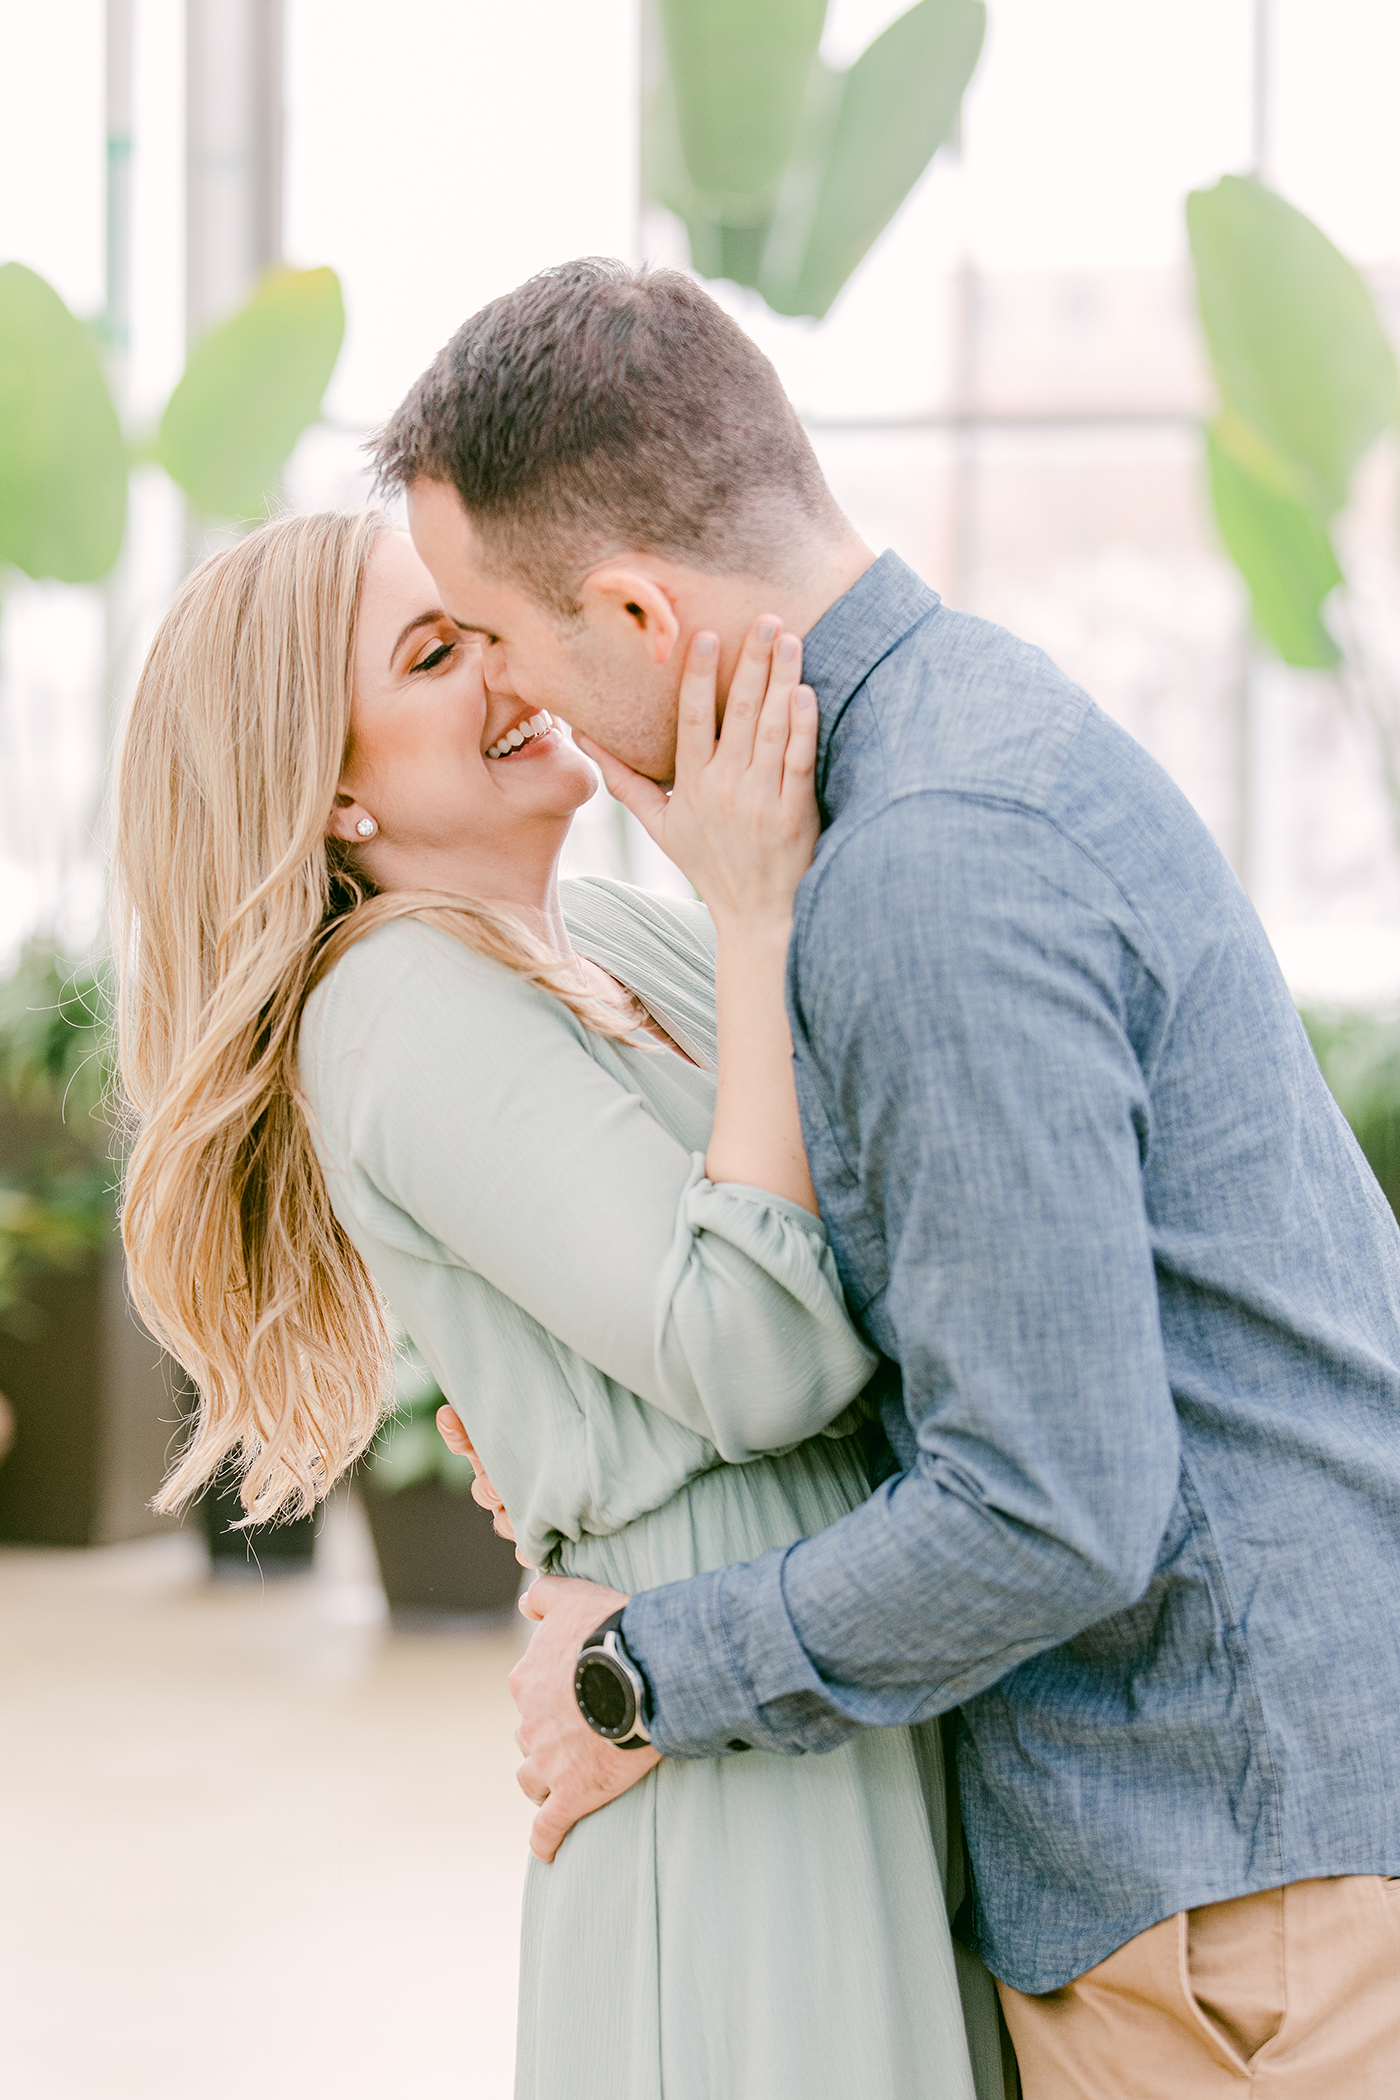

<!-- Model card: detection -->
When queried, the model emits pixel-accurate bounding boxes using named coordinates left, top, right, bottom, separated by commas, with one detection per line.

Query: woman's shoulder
left=299, top=916, right=577, bottom=1093
left=305, top=913, right=517, bottom=1015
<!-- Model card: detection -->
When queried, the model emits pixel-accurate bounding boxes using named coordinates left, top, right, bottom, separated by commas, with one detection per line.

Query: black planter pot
left=361, top=1477, right=522, bottom=1617
left=0, top=1240, right=180, bottom=1548
left=200, top=1475, right=319, bottom=1572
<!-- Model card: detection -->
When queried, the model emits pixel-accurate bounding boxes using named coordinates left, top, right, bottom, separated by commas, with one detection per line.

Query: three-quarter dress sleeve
left=303, top=921, right=875, bottom=1460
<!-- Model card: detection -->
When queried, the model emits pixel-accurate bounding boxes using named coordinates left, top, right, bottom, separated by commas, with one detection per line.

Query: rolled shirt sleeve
left=305, top=920, right=876, bottom=1463
left=624, top=798, right=1183, bottom=1757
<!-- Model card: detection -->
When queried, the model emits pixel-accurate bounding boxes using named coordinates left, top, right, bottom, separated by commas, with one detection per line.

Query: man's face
left=407, top=480, right=682, bottom=781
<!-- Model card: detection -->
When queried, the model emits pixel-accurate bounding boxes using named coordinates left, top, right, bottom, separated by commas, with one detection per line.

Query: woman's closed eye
left=410, top=639, right=456, bottom=674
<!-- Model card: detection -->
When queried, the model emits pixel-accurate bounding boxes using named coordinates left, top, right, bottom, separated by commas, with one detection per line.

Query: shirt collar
left=803, top=550, right=942, bottom=789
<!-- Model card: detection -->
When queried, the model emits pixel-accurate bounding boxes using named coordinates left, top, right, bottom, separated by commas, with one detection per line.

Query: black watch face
left=577, top=1654, right=633, bottom=1738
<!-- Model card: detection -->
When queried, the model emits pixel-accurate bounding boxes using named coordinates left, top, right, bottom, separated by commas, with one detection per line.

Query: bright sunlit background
left=4, top=5, right=1400, bottom=2096
left=5, top=0, right=1400, bottom=990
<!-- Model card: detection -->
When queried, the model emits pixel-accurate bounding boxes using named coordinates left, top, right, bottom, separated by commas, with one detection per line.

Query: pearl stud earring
left=355, top=817, right=377, bottom=839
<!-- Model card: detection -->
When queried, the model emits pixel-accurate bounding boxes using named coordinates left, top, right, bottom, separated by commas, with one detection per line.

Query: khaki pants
left=998, top=1876, right=1400, bottom=2096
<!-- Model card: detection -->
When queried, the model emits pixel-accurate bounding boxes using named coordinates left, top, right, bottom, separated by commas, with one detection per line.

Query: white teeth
left=487, top=711, right=554, bottom=759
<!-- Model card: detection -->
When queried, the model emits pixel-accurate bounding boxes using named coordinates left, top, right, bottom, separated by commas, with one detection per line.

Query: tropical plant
left=364, top=1341, right=478, bottom=1495
left=0, top=258, right=345, bottom=587
left=0, top=945, right=114, bottom=1338
left=1304, top=1007, right=1400, bottom=1222
left=1187, top=175, right=1399, bottom=674
left=1188, top=176, right=1400, bottom=850
left=0, top=266, right=128, bottom=583
left=0, top=263, right=346, bottom=1265
left=645, top=0, right=985, bottom=319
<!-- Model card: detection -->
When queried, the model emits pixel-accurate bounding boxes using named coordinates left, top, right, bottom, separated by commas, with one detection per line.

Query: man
left=376, top=259, right=1400, bottom=2095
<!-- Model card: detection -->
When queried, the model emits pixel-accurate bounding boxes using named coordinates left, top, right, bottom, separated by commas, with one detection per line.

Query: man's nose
left=480, top=638, right=513, bottom=690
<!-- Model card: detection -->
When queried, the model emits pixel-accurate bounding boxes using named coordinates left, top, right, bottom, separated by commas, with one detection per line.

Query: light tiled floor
left=0, top=1494, right=533, bottom=2100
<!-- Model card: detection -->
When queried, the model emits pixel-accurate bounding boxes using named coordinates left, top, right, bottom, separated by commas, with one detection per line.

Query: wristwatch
left=574, top=1608, right=653, bottom=1748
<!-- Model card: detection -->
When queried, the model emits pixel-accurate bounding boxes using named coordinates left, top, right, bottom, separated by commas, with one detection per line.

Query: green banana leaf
left=1206, top=421, right=1342, bottom=668
left=763, top=0, right=985, bottom=319
left=651, top=0, right=826, bottom=283
left=0, top=263, right=127, bottom=583
left=658, top=0, right=824, bottom=204
left=647, top=0, right=984, bottom=320
left=1187, top=176, right=1399, bottom=519
left=158, top=265, right=345, bottom=520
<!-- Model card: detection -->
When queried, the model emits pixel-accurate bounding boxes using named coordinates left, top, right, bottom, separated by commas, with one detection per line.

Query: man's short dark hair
left=371, top=258, right=841, bottom=615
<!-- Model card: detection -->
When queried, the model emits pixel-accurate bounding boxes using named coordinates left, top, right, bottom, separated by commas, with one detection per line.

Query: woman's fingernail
left=796, top=685, right=816, bottom=708
left=758, top=617, right=780, bottom=644
left=777, top=635, right=799, bottom=662
left=694, top=632, right=717, bottom=659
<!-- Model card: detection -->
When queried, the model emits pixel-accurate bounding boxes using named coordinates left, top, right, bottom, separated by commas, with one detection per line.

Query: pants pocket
left=1184, top=1888, right=1286, bottom=2067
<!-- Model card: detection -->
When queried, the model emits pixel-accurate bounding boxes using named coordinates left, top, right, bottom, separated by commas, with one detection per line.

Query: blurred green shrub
left=646, top=0, right=985, bottom=318
left=0, top=946, right=115, bottom=1338
left=0, top=945, right=479, bottom=1494
left=365, top=1341, right=478, bottom=1495
left=1304, top=1008, right=1400, bottom=1219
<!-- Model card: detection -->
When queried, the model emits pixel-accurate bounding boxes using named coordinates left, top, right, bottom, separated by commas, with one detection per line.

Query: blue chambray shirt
left=622, top=552, right=1400, bottom=1994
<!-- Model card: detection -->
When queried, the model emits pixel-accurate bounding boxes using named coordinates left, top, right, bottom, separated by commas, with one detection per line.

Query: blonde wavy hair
left=114, top=508, right=632, bottom=1523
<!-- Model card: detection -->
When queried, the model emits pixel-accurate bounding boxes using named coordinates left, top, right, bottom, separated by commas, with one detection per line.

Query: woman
left=113, top=509, right=1006, bottom=2099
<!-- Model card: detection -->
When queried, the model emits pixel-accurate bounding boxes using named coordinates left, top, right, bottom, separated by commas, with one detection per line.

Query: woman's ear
left=326, top=790, right=377, bottom=844
left=579, top=564, right=681, bottom=666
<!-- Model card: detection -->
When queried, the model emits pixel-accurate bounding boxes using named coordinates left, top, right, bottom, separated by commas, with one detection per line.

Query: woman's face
left=332, top=531, right=597, bottom=893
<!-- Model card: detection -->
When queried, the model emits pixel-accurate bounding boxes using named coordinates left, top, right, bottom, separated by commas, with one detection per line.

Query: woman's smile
left=486, top=709, right=557, bottom=760
left=326, top=530, right=598, bottom=910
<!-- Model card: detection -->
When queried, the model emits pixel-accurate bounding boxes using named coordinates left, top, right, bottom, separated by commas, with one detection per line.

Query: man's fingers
left=530, top=1798, right=571, bottom=1864
left=673, top=631, right=720, bottom=787
left=505, top=1573, right=657, bottom=1870
left=516, top=1755, right=551, bottom=1807
left=715, top=615, right=781, bottom=768
left=573, top=731, right=670, bottom=838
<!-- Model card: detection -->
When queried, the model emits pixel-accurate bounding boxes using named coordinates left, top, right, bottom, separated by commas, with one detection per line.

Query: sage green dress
left=299, top=876, right=1008, bottom=2100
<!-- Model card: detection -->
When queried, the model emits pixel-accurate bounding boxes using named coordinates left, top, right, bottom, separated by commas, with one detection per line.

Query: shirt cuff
left=622, top=1545, right=865, bottom=1760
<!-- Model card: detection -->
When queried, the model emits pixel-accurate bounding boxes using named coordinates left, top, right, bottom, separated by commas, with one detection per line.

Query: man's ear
left=579, top=565, right=681, bottom=666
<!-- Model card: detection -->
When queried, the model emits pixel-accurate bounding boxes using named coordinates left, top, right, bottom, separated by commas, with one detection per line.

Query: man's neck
left=701, top=532, right=877, bottom=703
left=755, top=535, right=875, bottom=642
left=777, top=534, right=878, bottom=642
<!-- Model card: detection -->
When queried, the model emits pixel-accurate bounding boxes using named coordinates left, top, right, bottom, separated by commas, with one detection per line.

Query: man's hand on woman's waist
left=511, top=1575, right=661, bottom=1860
